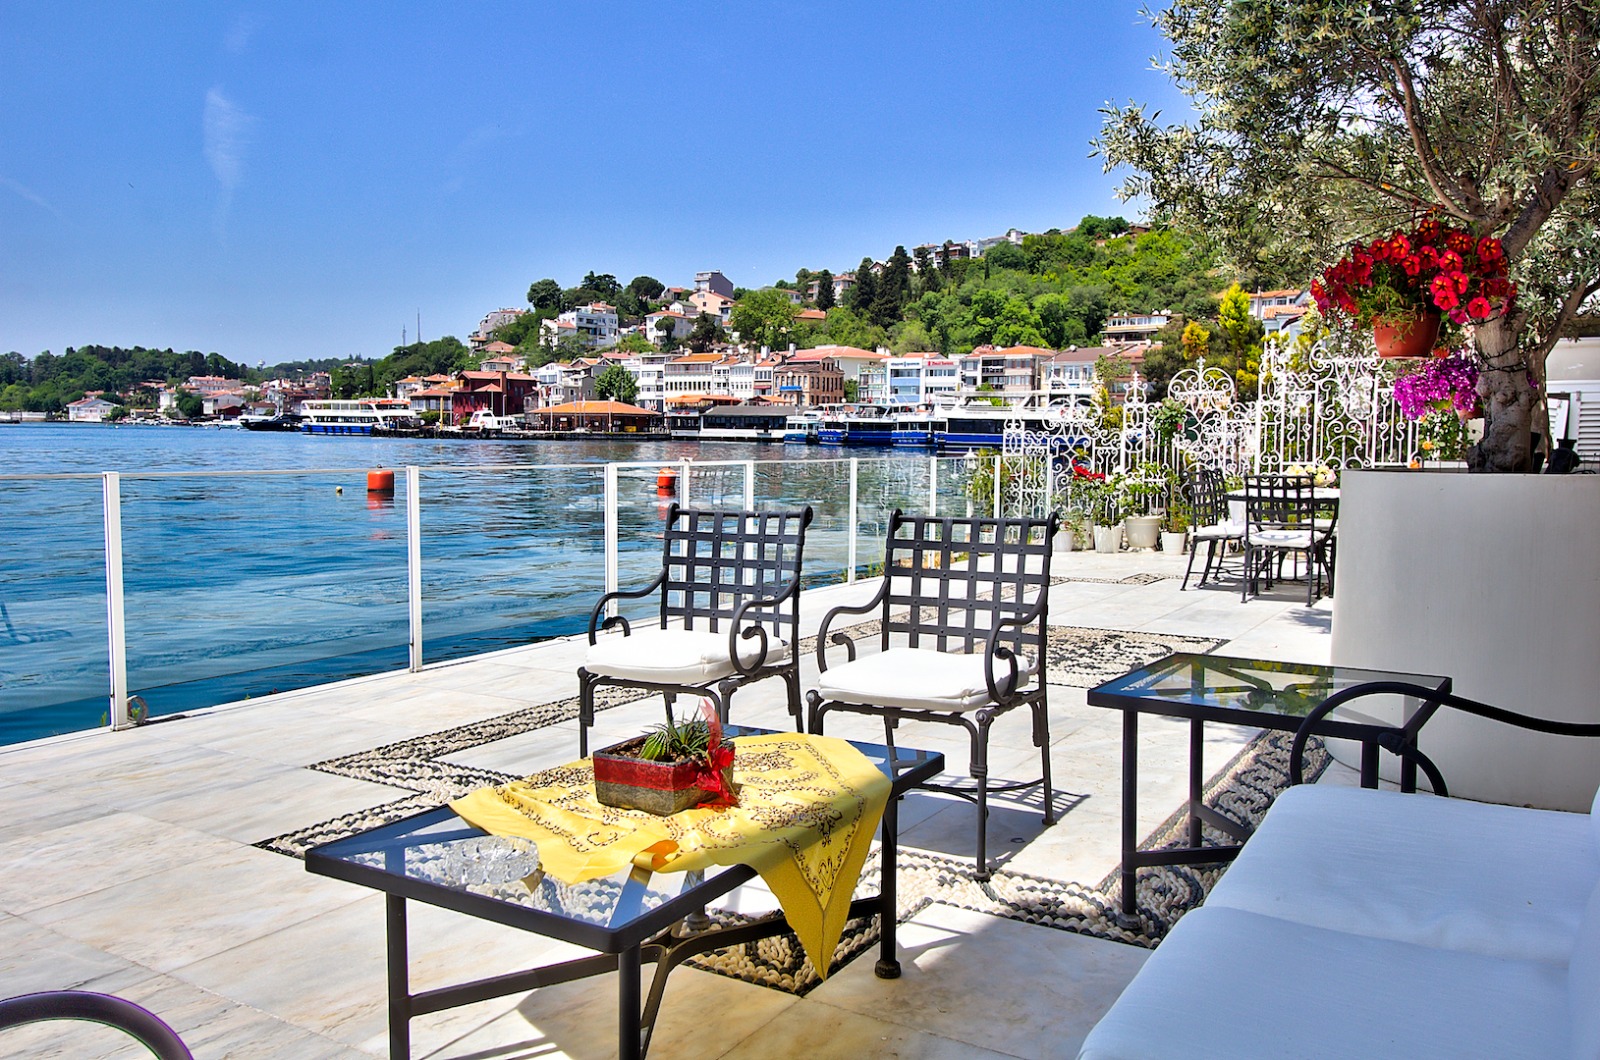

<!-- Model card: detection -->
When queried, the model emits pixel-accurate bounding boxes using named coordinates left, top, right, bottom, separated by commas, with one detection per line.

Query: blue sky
left=0, top=2, right=1189, bottom=365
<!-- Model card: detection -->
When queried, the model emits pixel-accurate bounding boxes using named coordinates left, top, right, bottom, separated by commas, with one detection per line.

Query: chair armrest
left=725, top=578, right=802, bottom=675
left=586, top=571, right=667, bottom=644
left=1289, top=681, right=1600, bottom=793
left=813, top=579, right=890, bottom=673
left=982, top=592, right=1049, bottom=705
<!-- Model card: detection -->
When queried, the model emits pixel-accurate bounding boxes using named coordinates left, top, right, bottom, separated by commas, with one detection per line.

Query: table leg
left=876, top=792, right=901, bottom=979
left=1121, top=709, right=1138, bottom=917
left=1188, top=718, right=1204, bottom=849
left=618, top=944, right=642, bottom=1060
left=386, top=894, right=411, bottom=1060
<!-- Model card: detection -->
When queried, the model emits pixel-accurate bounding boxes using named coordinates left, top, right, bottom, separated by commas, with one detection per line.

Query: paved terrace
left=0, top=549, right=1333, bottom=1059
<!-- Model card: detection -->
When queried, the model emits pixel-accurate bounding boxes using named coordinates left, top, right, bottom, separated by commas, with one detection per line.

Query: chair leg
left=1305, top=550, right=1316, bottom=606
left=1200, top=539, right=1221, bottom=586
left=577, top=668, right=595, bottom=757
left=1181, top=537, right=1201, bottom=590
left=805, top=690, right=827, bottom=735
left=1033, top=695, right=1055, bottom=826
left=971, top=710, right=995, bottom=881
left=1240, top=546, right=1252, bottom=602
left=662, top=690, right=677, bottom=726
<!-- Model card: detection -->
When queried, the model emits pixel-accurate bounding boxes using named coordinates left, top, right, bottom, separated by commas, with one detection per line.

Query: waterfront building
left=187, top=374, right=243, bottom=395
left=801, top=346, right=886, bottom=401
left=1042, top=347, right=1101, bottom=394
left=885, top=352, right=960, bottom=405
left=528, top=399, right=661, bottom=433
left=629, top=361, right=666, bottom=411
left=664, top=352, right=730, bottom=397
left=65, top=395, right=119, bottom=422
left=452, top=369, right=538, bottom=421
left=1101, top=311, right=1172, bottom=346
left=959, top=345, right=1046, bottom=396
left=773, top=357, right=844, bottom=407
left=406, top=385, right=454, bottom=417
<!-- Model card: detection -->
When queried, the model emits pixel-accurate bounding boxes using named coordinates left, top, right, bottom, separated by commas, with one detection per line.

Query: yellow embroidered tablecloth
left=448, top=732, right=890, bottom=978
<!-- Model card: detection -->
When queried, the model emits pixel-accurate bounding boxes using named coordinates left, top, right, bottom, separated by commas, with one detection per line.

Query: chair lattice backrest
left=1244, top=474, right=1316, bottom=530
left=1183, top=467, right=1230, bottom=528
left=659, top=504, right=812, bottom=636
left=876, top=511, right=1054, bottom=659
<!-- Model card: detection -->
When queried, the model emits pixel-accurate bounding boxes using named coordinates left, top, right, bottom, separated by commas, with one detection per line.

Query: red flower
left=1476, top=237, right=1504, bottom=265
left=1401, top=255, right=1422, bottom=277
left=1438, top=249, right=1464, bottom=272
left=1467, top=296, right=1493, bottom=320
left=1450, top=307, right=1469, bottom=325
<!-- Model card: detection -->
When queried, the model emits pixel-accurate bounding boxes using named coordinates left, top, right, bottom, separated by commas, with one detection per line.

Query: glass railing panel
left=0, top=475, right=111, bottom=744
left=418, top=465, right=610, bottom=662
left=118, top=470, right=411, bottom=718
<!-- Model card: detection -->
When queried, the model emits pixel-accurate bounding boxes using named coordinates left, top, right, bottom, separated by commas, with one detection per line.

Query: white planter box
left=1331, top=470, right=1600, bottom=811
left=1161, top=531, right=1187, bottom=555
left=1094, top=525, right=1121, bottom=553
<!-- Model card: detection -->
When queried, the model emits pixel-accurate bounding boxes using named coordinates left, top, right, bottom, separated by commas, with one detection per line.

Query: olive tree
left=1096, top=0, right=1600, bottom=471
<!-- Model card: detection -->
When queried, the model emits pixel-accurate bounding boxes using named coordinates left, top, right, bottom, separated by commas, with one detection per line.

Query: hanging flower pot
left=1372, top=311, right=1442, bottom=359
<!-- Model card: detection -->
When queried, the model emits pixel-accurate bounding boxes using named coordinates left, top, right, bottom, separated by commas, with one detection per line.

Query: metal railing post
left=102, top=472, right=130, bottom=729
left=743, top=460, right=755, bottom=509
left=679, top=457, right=692, bottom=507
left=406, top=466, right=422, bottom=672
left=847, top=457, right=859, bottom=583
left=992, top=455, right=1002, bottom=518
left=1043, top=451, right=1053, bottom=518
left=928, top=455, right=938, bottom=515
left=604, top=463, right=619, bottom=618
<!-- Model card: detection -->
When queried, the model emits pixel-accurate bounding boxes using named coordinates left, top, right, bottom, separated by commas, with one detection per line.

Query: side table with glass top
left=304, top=727, right=944, bottom=1060
left=1087, top=653, right=1451, bottom=917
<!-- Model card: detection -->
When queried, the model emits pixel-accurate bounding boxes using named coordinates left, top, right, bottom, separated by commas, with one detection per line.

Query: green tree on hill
left=729, top=289, right=801, bottom=351
left=527, top=279, right=562, bottom=310
left=814, top=269, right=835, bottom=311
left=848, top=258, right=877, bottom=313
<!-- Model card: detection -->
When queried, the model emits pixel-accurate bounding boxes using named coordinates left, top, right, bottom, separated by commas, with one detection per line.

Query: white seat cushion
left=1192, top=520, right=1243, bottom=540
left=815, top=646, right=1036, bottom=713
left=1203, top=784, right=1600, bottom=964
left=1250, top=527, right=1321, bottom=548
left=585, top=627, right=789, bottom=685
left=1077, top=905, right=1569, bottom=1060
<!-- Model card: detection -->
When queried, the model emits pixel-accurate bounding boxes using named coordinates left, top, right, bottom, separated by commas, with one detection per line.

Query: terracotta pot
left=1373, top=312, right=1442, bottom=359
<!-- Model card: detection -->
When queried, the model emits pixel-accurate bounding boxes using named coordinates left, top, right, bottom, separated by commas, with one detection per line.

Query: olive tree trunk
left=1467, top=316, right=1537, bottom=473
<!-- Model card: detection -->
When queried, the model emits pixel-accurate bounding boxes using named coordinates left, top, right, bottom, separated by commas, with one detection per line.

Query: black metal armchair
left=806, top=510, right=1058, bottom=880
left=577, top=504, right=813, bottom=756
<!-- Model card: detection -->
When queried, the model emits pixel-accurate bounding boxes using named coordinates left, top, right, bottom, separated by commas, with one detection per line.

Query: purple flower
left=1393, top=355, right=1480, bottom=420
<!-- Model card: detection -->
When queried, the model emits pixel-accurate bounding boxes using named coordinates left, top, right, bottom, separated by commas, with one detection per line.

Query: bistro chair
left=806, top=511, right=1058, bottom=880
left=1240, top=474, right=1336, bottom=605
left=577, top=503, right=813, bottom=756
left=1180, top=466, right=1244, bottom=591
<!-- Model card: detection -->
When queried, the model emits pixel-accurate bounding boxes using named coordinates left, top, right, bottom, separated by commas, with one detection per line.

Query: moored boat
left=301, top=399, right=422, bottom=436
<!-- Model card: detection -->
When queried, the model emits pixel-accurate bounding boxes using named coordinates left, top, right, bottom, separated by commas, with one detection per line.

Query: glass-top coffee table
left=1088, top=653, right=1451, bottom=917
left=305, top=727, right=944, bottom=1059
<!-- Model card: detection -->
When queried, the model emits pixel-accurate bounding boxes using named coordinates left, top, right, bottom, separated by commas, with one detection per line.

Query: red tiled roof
left=536, top=400, right=659, bottom=416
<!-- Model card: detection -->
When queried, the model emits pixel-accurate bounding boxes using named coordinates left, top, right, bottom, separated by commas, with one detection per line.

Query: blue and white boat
left=300, top=399, right=422, bottom=436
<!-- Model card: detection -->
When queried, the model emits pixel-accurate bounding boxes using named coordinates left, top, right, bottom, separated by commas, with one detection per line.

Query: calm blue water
left=0, top=424, right=948, bottom=744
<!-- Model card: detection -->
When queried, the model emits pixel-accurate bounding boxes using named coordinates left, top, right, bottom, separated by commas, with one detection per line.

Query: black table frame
left=305, top=730, right=944, bottom=1059
left=1087, top=654, right=1450, bottom=918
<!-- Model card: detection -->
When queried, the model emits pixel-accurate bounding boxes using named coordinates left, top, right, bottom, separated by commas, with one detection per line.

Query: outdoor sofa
left=1079, top=687, right=1600, bottom=1059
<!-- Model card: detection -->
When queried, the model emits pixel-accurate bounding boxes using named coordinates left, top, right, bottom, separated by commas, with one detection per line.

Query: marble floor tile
left=0, top=812, right=240, bottom=915
left=810, top=903, right=1147, bottom=1059
left=28, top=844, right=367, bottom=972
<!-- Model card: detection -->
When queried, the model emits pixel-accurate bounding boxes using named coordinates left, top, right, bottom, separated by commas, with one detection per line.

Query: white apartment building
left=1248, top=289, right=1307, bottom=319
left=885, top=354, right=959, bottom=405
left=958, top=345, right=1046, bottom=395
left=628, top=362, right=666, bottom=411
left=539, top=303, right=619, bottom=348
left=1043, top=348, right=1102, bottom=393
left=1101, top=312, right=1171, bottom=346
left=644, top=310, right=696, bottom=343
left=663, top=353, right=728, bottom=397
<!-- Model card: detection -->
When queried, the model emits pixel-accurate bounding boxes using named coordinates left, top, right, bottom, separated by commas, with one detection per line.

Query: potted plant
left=1121, top=462, right=1171, bottom=551
left=1070, top=470, right=1123, bottom=552
left=1054, top=507, right=1088, bottom=553
left=1311, top=216, right=1515, bottom=359
left=592, top=705, right=736, bottom=815
left=1160, top=504, right=1189, bottom=555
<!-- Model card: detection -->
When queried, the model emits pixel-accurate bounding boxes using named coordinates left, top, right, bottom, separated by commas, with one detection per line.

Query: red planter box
left=592, top=736, right=731, bottom=816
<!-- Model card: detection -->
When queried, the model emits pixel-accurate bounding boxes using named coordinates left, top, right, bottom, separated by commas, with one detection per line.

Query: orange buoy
left=656, top=467, right=678, bottom=492
left=367, top=468, right=395, bottom=493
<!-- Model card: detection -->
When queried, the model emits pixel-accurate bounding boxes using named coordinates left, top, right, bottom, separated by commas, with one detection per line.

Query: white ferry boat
left=695, top=404, right=792, bottom=442
left=937, top=391, right=1094, bottom=450
left=783, top=408, right=825, bottom=443
left=300, top=399, right=422, bottom=436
